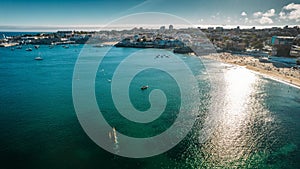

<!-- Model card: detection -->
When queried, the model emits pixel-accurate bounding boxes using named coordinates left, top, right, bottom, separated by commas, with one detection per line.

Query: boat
left=26, top=48, right=32, bottom=51
left=34, top=56, right=43, bottom=60
left=34, top=45, right=39, bottom=49
left=93, top=44, right=104, bottom=48
left=141, top=85, right=149, bottom=90
left=259, top=57, right=270, bottom=63
left=62, top=45, right=69, bottom=49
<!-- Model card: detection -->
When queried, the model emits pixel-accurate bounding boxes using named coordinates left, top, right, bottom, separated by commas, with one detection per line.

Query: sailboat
left=34, top=56, right=43, bottom=60
left=34, top=52, right=43, bottom=60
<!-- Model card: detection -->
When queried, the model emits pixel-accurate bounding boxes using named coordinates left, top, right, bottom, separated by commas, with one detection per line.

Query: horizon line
left=0, top=24, right=299, bottom=32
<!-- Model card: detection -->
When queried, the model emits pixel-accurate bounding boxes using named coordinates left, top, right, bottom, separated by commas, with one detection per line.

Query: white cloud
left=244, top=17, right=249, bottom=23
left=253, top=12, right=263, bottom=17
left=284, top=3, right=300, bottom=10
left=279, top=11, right=285, bottom=17
left=253, top=9, right=276, bottom=25
left=225, top=16, right=231, bottom=23
left=241, top=11, right=247, bottom=16
left=253, top=9, right=275, bottom=17
left=263, top=9, right=275, bottom=17
left=258, top=16, right=274, bottom=24
left=279, top=3, right=300, bottom=22
left=245, top=18, right=253, bottom=24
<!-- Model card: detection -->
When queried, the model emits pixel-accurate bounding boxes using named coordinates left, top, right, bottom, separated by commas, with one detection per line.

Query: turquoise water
left=0, top=43, right=300, bottom=168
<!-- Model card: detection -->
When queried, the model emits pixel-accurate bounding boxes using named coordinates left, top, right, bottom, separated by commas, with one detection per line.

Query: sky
left=0, top=0, right=300, bottom=30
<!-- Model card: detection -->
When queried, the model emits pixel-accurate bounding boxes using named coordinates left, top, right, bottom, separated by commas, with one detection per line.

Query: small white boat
left=141, top=85, right=149, bottom=90
left=259, top=57, right=270, bottom=63
left=26, top=48, right=32, bottom=51
left=34, top=45, right=39, bottom=49
left=93, top=44, right=104, bottom=48
left=34, top=56, right=43, bottom=60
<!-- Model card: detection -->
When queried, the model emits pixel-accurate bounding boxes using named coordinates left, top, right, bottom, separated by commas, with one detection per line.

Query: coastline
left=202, top=53, right=300, bottom=88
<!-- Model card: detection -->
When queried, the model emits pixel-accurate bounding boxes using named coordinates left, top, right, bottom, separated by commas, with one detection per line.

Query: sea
left=0, top=37, right=300, bottom=168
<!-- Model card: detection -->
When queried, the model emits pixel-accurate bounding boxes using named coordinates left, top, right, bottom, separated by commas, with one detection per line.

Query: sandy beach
left=202, top=53, right=300, bottom=88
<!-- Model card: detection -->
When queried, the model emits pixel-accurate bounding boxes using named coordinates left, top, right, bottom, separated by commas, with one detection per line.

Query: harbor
left=1, top=45, right=300, bottom=168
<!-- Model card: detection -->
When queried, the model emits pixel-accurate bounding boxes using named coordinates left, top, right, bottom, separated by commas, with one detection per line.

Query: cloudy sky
left=0, top=0, right=299, bottom=30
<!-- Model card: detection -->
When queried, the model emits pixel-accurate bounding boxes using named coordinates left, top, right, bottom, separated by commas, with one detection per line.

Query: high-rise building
left=160, top=26, right=165, bottom=32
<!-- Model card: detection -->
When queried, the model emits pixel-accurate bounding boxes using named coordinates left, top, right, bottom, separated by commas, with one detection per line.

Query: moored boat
left=259, top=57, right=270, bottom=63
left=34, top=56, right=43, bottom=60
left=141, top=85, right=149, bottom=90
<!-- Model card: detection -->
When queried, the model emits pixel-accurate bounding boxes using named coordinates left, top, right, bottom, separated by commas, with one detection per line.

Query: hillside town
left=1, top=25, right=300, bottom=59
left=202, top=25, right=300, bottom=58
